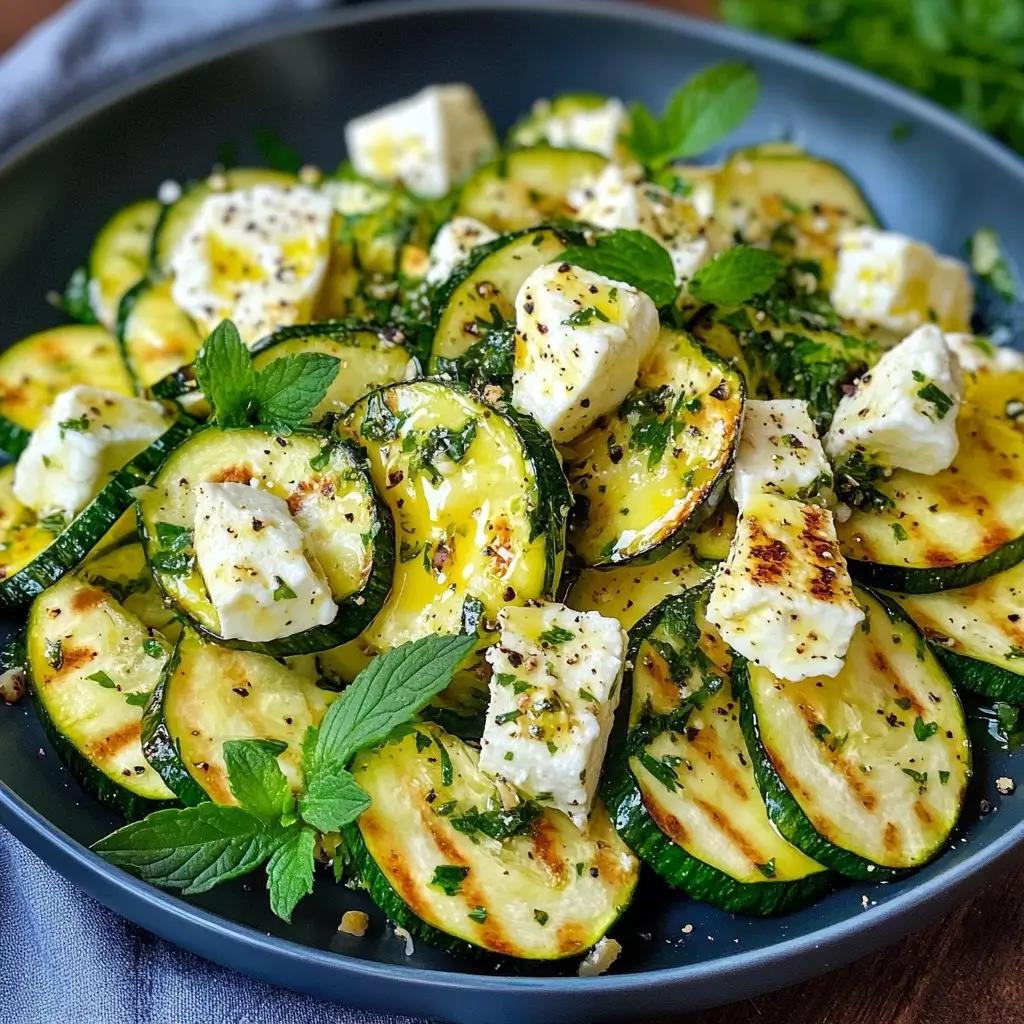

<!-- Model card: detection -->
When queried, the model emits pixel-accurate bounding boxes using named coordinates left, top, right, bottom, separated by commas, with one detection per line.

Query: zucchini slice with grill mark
left=85, top=199, right=163, bottom=328
left=428, top=225, right=584, bottom=374
left=893, top=561, right=1024, bottom=702
left=136, top=427, right=393, bottom=657
left=690, top=305, right=877, bottom=433
left=565, top=537, right=710, bottom=632
left=345, top=722, right=639, bottom=958
left=141, top=628, right=331, bottom=806
left=603, top=585, right=830, bottom=915
left=457, top=147, right=607, bottom=233
left=0, top=419, right=192, bottom=607
left=117, top=279, right=204, bottom=389
left=0, top=325, right=136, bottom=456
left=837, top=372, right=1024, bottom=593
left=734, top=588, right=970, bottom=879
left=562, top=328, right=744, bottom=567
left=341, top=379, right=570, bottom=660
left=27, top=559, right=177, bottom=820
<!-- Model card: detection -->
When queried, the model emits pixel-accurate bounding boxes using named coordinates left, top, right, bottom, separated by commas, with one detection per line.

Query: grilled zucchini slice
left=837, top=371, right=1024, bottom=592
left=603, top=585, right=830, bottom=915
left=893, top=560, right=1024, bottom=702
left=0, top=325, right=136, bottom=456
left=117, top=279, right=204, bottom=389
left=142, top=628, right=331, bottom=806
left=563, top=328, right=744, bottom=567
left=346, top=722, right=639, bottom=958
left=27, top=554, right=177, bottom=819
left=136, top=427, right=393, bottom=656
left=734, top=588, right=970, bottom=879
left=457, top=147, right=607, bottom=232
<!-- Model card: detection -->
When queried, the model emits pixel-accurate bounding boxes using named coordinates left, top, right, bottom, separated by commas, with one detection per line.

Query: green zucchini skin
left=602, top=585, right=832, bottom=915
left=0, top=419, right=193, bottom=608
left=933, top=647, right=1024, bottom=703
left=0, top=418, right=31, bottom=458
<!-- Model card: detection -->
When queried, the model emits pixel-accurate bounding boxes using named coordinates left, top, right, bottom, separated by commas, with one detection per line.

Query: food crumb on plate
left=393, top=925, right=415, bottom=956
left=578, top=937, right=621, bottom=977
left=996, top=777, right=1016, bottom=796
left=338, top=911, right=369, bottom=937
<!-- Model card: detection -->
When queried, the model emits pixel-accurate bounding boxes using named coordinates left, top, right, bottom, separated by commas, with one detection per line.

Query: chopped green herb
left=88, top=671, right=117, bottom=689
left=430, top=864, right=470, bottom=896
left=415, top=731, right=433, bottom=754
left=125, top=691, right=150, bottom=708
left=273, top=578, right=297, bottom=602
left=939, top=770, right=951, bottom=785
left=538, top=626, right=574, bottom=647
left=563, top=306, right=610, bottom=327
left=534, top=909, right=549, bottom=926
left=1006, top=645, right=1024, bottom=661
left=914, top=716, right=939, bottom=742
left=58, top=415, right=90, bottom=437
left=578, top=687, right=597, bottom=703
left=917, top=382, right=954, bottom=419
left=810, top=722, right=831, bottom=742
left=495, top=709, right=523, bottom=726
left=546, top=740, right=558, bottom=755
left=894, top=696, right=913, bottom=710
left=468, top=906, right=488, bottom=924
left=891, top=522, right=909, bottom=543
left=449, top=801, right=542, bottom=842
left=755, top=858, right=776, bottom=878
left=575, top=862, right=585, bottom=877
left=435, top=801, right=457, bottom=817
left=438, top=741, right=454, bottom=787
left=142, top=639, right=164, bottom=660
left=902, top=768, right=928, bottom=786
left=154, top=522, right=192, bottom=552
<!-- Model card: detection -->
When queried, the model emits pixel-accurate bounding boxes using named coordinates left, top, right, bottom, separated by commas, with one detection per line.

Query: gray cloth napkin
left=0, top=2, right=427, bottom=1021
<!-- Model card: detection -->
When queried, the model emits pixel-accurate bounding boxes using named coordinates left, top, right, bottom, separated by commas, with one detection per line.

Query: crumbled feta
left=997, top=776, right=1016, bottom=796
left=573, top=163, right=711, bottom=285
left=707, top=493, right=864, bottom=682
left=831, top=227, right=973, bottom=333
left=192, top=482, right=336, bottom=643
left=511, top=262, right=659, bottom=442
left=945, top=332, right=1024, bottom=376
left=478, top=602, right=626, bottom=827
left=516, top=97, right=627, bottom=157
left=424, top=216, right=498, bottom=286
left=169, top=184, right=332, bottom=345
left=731, top=399, right=834, bottom=507
left=344, top=84, right=496, bottom=199
left=13, top=386, right=169, bottom=520
left=825, top=324, right=964, bottom=476
left=578, top=937, right=622, bottom=977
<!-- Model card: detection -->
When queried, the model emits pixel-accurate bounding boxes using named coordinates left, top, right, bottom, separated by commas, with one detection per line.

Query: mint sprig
left=559, top=230, right=678, bottom=307
left=92, top=633, right=479, bottom=921
left=689, top=245, right=784, bottom=307
left=623, top=62, right=760, bottom=169
left=194, top=319, right=340, bottom=432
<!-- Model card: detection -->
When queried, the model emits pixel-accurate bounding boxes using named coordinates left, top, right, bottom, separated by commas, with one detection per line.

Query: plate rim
left=2, top=0, right=1024, bottom=1002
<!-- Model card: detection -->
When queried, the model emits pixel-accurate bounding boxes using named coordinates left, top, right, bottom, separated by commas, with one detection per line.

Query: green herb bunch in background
left=720, top=0, right=1024, bottom=153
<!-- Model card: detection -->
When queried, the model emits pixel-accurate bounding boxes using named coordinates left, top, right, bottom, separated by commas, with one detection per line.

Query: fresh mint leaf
left=254, top=353, right=340, bottom=430
left=89, top=671, right=117, bottom=689
left=298, top=766, right=371, bottom=833
left=558, top=230, right=678, bottom=307
left=266, top=826, right=316, bottom=923
left=689, top=246, right=784, bottom=307
left=310, top=634, right=479, bottom=770
left=194, top=320, right=255, bottom=428
left=92, top=803, right=287, bottom=895
left=223, top=739, right=291, bottom=821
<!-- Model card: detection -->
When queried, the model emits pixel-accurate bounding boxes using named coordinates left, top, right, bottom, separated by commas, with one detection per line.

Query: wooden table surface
left=3, top=2, right=1024, bottom=1023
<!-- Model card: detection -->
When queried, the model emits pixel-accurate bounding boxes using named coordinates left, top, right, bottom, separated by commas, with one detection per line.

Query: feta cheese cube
left=831, top=227, right=973, bottom=333
left=479, top=602, right=626, bottom=826
left=515, top=96, right=627, bottom=157
left=707, top=493, right=864, bottom=681
left=170, top=185, right=332, bottom=345
left=511, top=262, right=659, bottom=442
left=945, top=332, right=1024, bottom=376
left=825, top=324, right=964, bottom=476
left=193, top=482, right=337, bottom=643
left=731, top=399, right=834, bottom=507
left=424, top=216, right=498, bottom=287
left=344, top=84, right=496, bottom=199
left=13, top=386, right=169, bottom=520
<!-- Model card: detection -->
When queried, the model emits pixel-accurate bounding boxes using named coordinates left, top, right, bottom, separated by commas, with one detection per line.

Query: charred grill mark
left=883, top=821, right=900, bottom=852
left=70, top=587, right=107, bottom=613
left=85, top=722, right=140, bottom=762
left=528, top=816, right=568, bottom=882
left=211, top=464, right=254, bottom=485
left=693, top=796, right=766, bottom=865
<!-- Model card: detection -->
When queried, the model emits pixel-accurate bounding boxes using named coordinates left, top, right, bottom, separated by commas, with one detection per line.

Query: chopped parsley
left=273, top=578, right=297, bottom=602
left=538, top=625, right=574, bottom=647
left=142, top=639, right=164, bottom=660
left=901, top=768, right=928, bottom=786
left=495, top=709, right=523, bottom=726
left=415, top=731, right=433, bottom=753
left=408, top=421, right=478, bottom=485
left=562, top=306, right=610, bottom=327
left=638, top=751, right=682, bottom=792
left=125, top=691, right=150, bottom=708
left=438, top=741, right=454, bottom=787
left=578, top=687, right=597, bottom=703
left=891, top=522, right=909, bottom=543
left=913, top=716, right=938, bottom=742
left=430, top=865, right=470, bottom=896
left=467, top=906, right=488, bottom=924
left=450, top=801, right=542, bottom=842
left=939, top=770, right=951, bottom=785
left=88, top=671, right=117, bottom=689
left=533, top=909, right=549, bottom=926
left=894, top=696, right=913, bottom=711
left=917, top=381, right=954, bottom=419
left=58, top=415, right=90, bottom=437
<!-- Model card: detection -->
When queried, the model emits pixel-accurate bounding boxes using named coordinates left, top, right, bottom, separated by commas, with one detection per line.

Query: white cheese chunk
left=511, top=262, right=659, bottom=442
left=825, top=324, right=964, bottom=476
left=424, top=216, right=498, bottom=286
left=707, top=493, right=864, bottom=681
left=831, top=227, right=973, bottom=333
left=479, top=602, right=626, bottom=827
left=320, top=178, right=391, bottom=218
left=344, top=84, right=496, bottom=199
left=13, top=386, right=169, bottom=520
left=169, top=184, right=332, bottom=345
left=574, top=163, right=712, bottom=285
left=731, top=399, right=834, bottom=508
left=516, top=97, right=627, bottom=157
left=193, top=482, right=337, bottom=643
left=945, top=332, right=1024, bottom=376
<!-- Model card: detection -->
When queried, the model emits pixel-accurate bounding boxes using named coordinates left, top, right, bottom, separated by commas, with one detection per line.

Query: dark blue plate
left=2, top=2, right=1023, bottom=1021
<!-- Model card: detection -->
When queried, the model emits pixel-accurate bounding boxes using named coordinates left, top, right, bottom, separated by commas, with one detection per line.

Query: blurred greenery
left=720, top=0, right=1024, bottom=153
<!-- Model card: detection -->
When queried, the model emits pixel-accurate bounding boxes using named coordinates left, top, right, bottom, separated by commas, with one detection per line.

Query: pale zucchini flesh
left=117, top=279, right=204, bottom=389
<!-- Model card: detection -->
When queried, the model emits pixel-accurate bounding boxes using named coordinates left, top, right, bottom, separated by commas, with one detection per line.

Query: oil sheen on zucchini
left=341, top=380, right=570, bottom=659
left=142, top=628, right=331, bottom=806
left=136, top=427, right=393, bottom=656
left=562, top=328, right=744, bottom=567
left=429, top=226, right=583, bottom=374
left=837, top=370, right=1024, bottom=593
left=345, top=722, right=639, bottom=958
left=0, top=325, right=136, bottom=456
left=0, top=420, right=192, bottom=607
left=117, top=279, right=204, bottom=389
left=893, top=560, right=1024, bottom=702
left=603, top=585, right=830, bottom=915
left=734, top=588, right=970, bottom=879
left=27, top=555, right=177, bottom=819
left=457, top=147, right=607, bottom=232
